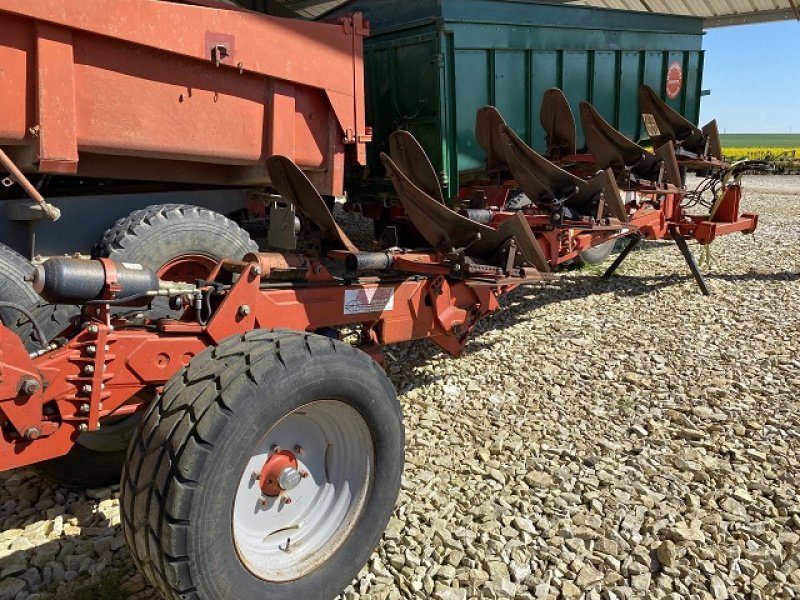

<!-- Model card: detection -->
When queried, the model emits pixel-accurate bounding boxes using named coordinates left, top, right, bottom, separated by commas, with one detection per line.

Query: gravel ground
left=0, top=175, right=798, bottom=600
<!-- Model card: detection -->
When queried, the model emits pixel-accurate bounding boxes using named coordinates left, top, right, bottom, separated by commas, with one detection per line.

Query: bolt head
left=80, top=403, right=91, bottom=414
left=20, top=378, right=40, bottom=396
left=293, top=445, right=304, bottom=454
left=84, top=365, right=95, bottom=375
left=251, top=266, right=262, bottom=276
left=78, top=423, right=89, bottom=432
left=238, top=305, right=251, bottom=317
left=81, top=384, right=93, bottom=394
left=87, top=324, right=99, bottom=334
left=86, top=345, right=97, bottom=356
left=23, top=427, right=41, bottom=441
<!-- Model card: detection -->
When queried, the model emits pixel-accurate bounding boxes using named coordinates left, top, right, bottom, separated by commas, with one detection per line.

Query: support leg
left=670, top=229, right=710, bottom=296
left=601, top=234, right=642, bottom=280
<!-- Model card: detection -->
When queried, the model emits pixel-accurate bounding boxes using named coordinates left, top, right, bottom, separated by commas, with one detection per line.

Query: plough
left=0, top=37, right=757, bottom=600
left=385, top=85, right=757, bottom=295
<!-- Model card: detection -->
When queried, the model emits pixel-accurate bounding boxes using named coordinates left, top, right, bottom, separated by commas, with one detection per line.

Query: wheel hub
left=258, top=449, right=300, bottom=496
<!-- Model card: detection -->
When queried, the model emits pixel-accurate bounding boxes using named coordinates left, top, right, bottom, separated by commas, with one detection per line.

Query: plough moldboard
left=0, top=86, right=757, bottom=600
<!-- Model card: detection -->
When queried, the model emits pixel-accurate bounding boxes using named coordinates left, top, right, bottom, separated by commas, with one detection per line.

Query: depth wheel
left=121, top=330, right=404, bottom=600
left=94, top=203, right=258, bottom=286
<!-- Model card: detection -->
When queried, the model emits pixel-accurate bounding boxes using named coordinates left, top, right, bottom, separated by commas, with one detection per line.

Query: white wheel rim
left=232, top=400, right=374, bottom=582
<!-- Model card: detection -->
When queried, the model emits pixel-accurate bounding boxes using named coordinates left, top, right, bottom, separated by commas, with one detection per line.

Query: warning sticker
left=344, top=288, right=395, bottom=315
left=642, top=114, right=661, bottom=138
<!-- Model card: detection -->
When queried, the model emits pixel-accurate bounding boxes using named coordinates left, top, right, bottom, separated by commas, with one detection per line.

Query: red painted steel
left=0, top=0, right=370, bottom=194
left=0, top=252, right=526, bottom=470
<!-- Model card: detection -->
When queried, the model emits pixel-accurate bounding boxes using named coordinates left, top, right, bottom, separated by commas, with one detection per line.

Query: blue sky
left=699, top=20, right=800, bottom=134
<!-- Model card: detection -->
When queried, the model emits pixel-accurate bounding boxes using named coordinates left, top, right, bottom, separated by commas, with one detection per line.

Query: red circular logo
left=666, top=61, right=683, bottom=100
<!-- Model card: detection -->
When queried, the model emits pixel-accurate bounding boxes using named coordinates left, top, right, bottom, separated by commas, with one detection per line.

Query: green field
left=720, top=133, right=800, bottom=148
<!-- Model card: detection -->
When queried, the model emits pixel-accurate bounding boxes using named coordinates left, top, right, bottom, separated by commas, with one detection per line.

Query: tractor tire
left=577, top=239, right=616, bottom=266
left=121, top=330, right=404, bottom=600
left=93, top=203, right=258, bottom=284
left=10, top=300, right=80, bottom=353
left=0, top=242, right=39, bottom=325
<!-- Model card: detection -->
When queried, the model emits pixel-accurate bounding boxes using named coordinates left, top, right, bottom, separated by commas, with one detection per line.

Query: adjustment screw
left=238, top=305, right=251, bottom=317
left=78, top=423, right=89, bottom=432
left=86, top=324, right=99, bottom=334
left=86, top=345, right=97, bottom=356
left=79, top=403, right=91, bottom=414
left=20, top=378, right=40, bottom=396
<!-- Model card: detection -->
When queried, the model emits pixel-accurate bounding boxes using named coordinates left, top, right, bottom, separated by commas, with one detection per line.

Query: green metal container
left=334, top=0, right=704, bottom=198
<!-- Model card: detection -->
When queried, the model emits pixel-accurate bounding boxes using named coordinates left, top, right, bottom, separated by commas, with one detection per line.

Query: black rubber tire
left=93, top=203, right=258, bottom=277
left=35, top=437, right=133, bottom=488
left=10, top=300, right=80, bottom=353
left=121, top=330, right=404, bottom=600
left=577, top=239, right=616, bottom=266
left=0, top=242, right=39, bottom=325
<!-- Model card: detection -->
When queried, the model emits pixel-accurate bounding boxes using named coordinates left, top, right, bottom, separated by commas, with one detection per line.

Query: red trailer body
left=0, top=0, right=370, bottom=195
